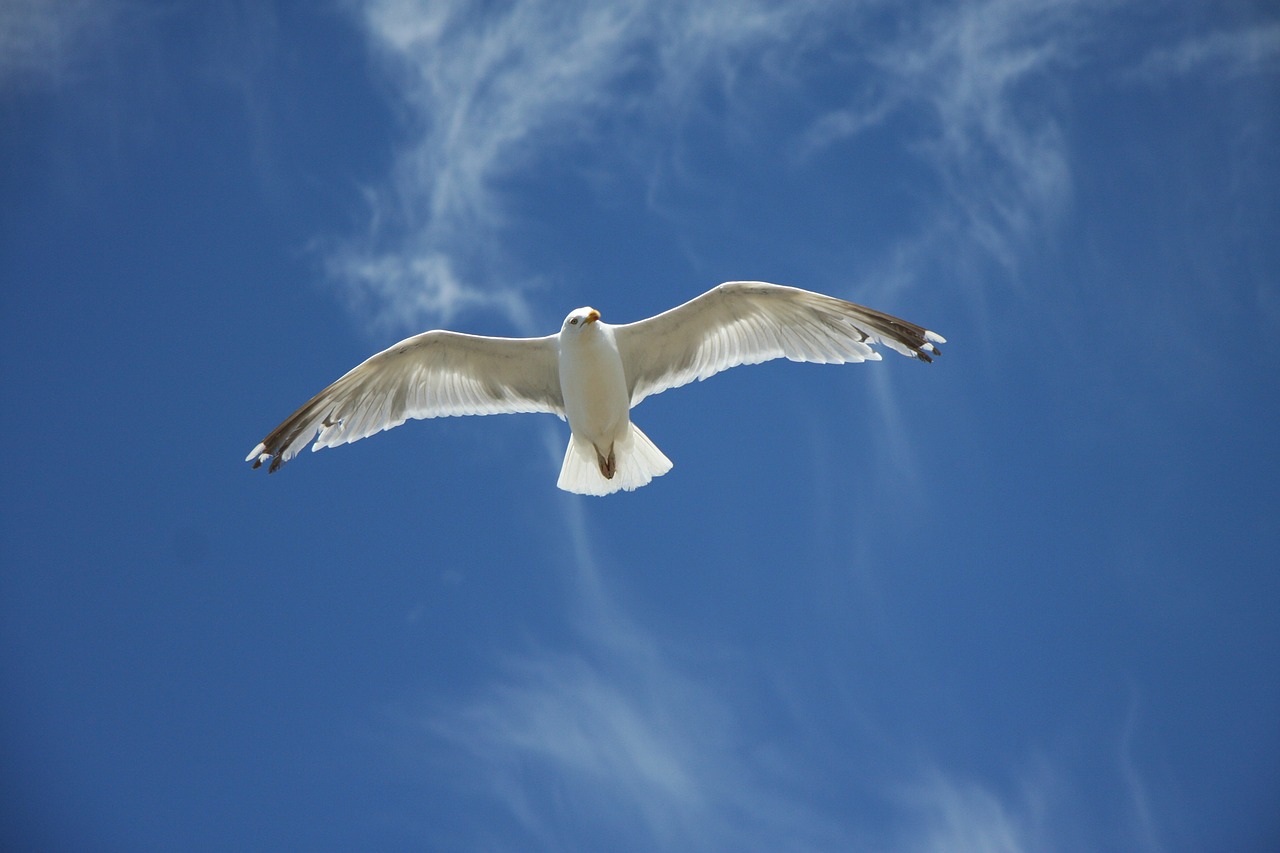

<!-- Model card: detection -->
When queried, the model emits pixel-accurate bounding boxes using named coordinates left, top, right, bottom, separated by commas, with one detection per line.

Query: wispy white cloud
left=401, top=427, right=1170, bottom=852
left=426, top=643, right=843, bottom=851
left=804, top=0, right=1090, bottom=285
left=335, top=0, right=1111, bottom=336
left=412, top=618, right=1170, bottom=852
left=382, top=431, right=1179, bottom=852
left=334, top=0, right=832, bottom=333
left=1132, top=21, right=1280, bottom=81
left=893, top=768, right=1051, bottom=853
left=325, top=0, right=1106, bottom=398
left=420, top=463, right=845, bottom=850
left=0, top=0, right=120, bottom=93
left=1119, top=691, right=1167, bottom=853
left=790, top=0, right=1098, bottom=492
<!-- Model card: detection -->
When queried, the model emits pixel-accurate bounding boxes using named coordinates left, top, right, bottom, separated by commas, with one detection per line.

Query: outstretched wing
left=613, top=281, right=944, bottom=407
left=247, top=331, right=563, bottom=472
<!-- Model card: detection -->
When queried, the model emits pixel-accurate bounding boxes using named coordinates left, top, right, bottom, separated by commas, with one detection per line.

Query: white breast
left=558, top=323, right=631, bottom=447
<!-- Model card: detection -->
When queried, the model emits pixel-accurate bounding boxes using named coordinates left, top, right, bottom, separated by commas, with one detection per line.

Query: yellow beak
left=585, top=309, right=601, bottom=323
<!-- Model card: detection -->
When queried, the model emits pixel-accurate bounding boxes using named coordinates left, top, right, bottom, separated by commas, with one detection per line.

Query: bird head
left=563, top=307, right=601, bottom=331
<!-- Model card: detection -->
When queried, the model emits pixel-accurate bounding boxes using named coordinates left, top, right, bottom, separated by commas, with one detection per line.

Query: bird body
left=558, top=308, right=629, bottom=463
left=555, top=307, right=673, bottom=493
left=247, top=282, right=944, bottom=495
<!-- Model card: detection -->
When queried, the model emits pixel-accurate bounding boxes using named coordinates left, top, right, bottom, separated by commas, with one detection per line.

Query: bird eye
left=570, top=318, right=578, bottom=325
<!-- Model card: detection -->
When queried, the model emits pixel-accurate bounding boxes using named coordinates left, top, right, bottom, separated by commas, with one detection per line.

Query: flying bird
left=246, top=281, right=944, bottom=495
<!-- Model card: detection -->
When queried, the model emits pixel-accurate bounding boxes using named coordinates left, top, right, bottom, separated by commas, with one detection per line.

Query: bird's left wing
left=247, top=331, right=563, bottom=472
left=614, top=281, right=944, bottom=407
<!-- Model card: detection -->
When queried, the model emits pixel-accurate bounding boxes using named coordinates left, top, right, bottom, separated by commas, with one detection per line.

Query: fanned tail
left=557, top=423, right=673, bottom=496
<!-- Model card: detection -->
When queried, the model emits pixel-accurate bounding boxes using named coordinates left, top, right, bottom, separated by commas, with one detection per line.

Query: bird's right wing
left=247, top=331, right=563, bottom=472
left=613, top=281, right=944, bottom=407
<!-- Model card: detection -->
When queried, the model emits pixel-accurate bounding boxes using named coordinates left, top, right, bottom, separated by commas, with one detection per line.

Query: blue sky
left=2, top=1, right=1278, bottom=850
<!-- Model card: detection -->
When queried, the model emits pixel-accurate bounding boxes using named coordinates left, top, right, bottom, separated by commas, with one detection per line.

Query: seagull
left=246, top=281, right=944, bottom=495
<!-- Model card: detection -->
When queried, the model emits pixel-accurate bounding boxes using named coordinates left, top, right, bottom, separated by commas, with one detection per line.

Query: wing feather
left=247, top=331, right=563, bottom=472
left=614, top=281, right=944, bottom=406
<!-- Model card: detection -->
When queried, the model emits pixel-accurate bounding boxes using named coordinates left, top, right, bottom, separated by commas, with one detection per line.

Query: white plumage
left=246, top=281, right=944, bottom=495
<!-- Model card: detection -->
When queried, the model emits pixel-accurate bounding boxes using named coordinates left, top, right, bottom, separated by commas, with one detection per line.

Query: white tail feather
left=557, top=423, right=673, bottom=496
